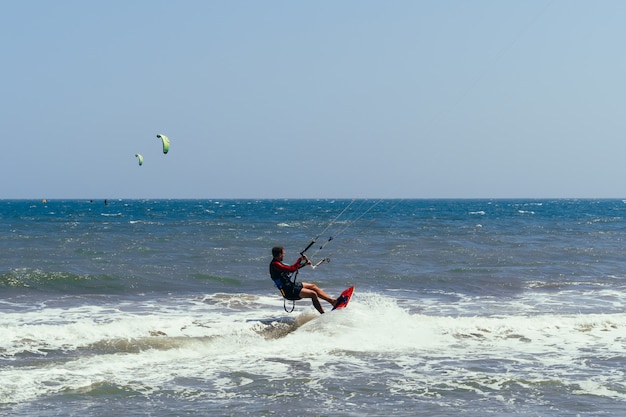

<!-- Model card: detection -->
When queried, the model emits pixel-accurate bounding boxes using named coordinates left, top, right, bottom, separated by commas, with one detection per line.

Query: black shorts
left=280, top=282, right=303, bottom=301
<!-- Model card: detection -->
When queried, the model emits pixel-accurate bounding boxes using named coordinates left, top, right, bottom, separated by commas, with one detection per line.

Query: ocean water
left=1, top=199, right=626, bottom=416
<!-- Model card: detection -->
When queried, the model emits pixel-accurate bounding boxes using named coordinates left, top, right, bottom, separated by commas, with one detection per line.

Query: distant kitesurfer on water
left=269, top=246, right=336, bottom=314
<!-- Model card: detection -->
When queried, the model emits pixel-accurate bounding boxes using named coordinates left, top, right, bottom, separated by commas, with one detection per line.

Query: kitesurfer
left=269, top=246, right=336, bottom=314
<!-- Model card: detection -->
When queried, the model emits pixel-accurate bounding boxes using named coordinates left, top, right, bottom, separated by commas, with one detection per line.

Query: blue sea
left=2, top=199, right=626, bottom=416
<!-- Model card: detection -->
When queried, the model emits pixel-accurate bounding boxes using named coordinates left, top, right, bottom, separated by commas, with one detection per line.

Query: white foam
left=2, top=292, right=626, bottom=406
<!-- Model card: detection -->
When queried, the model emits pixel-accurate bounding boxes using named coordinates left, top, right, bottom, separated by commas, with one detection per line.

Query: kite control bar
left=299, top=241, right=330, bottom=270
left=310, top=257, right=330, bottom=270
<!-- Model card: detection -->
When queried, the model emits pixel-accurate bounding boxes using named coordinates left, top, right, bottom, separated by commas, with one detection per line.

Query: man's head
left=272, top=246, right=284, bottom=259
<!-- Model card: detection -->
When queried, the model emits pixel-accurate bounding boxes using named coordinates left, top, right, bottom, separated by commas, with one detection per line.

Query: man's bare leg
left=299, top=288, right=325, bottom=313
left=302, top=282, right=336, bottom=305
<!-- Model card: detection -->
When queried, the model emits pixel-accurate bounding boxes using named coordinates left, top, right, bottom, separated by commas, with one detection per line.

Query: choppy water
left=1, top=199, right=626, bottom=416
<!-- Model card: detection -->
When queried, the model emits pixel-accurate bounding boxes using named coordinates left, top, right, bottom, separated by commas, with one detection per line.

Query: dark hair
left=272, top=246, right=284, bottom=257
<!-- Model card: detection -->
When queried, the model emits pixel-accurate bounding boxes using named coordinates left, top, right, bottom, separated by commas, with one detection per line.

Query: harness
left=269, top=260, right=302, bottom=312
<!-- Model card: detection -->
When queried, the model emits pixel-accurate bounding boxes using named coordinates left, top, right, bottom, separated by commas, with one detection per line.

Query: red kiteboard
left=332, top=286, right=354, bottom=311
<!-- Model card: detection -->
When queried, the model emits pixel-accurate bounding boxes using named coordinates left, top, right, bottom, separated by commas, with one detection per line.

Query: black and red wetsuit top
left=269, top=258, right=305, bottom=300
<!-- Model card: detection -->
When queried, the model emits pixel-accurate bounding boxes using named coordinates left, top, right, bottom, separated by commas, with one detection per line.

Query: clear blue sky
left=2, top=0, right=625, bottom=199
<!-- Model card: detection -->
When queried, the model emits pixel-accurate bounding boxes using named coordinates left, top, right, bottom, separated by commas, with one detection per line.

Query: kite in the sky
left=156, top=134, right=170, bottom=154
left=135, top=153, right=144, bottom=166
